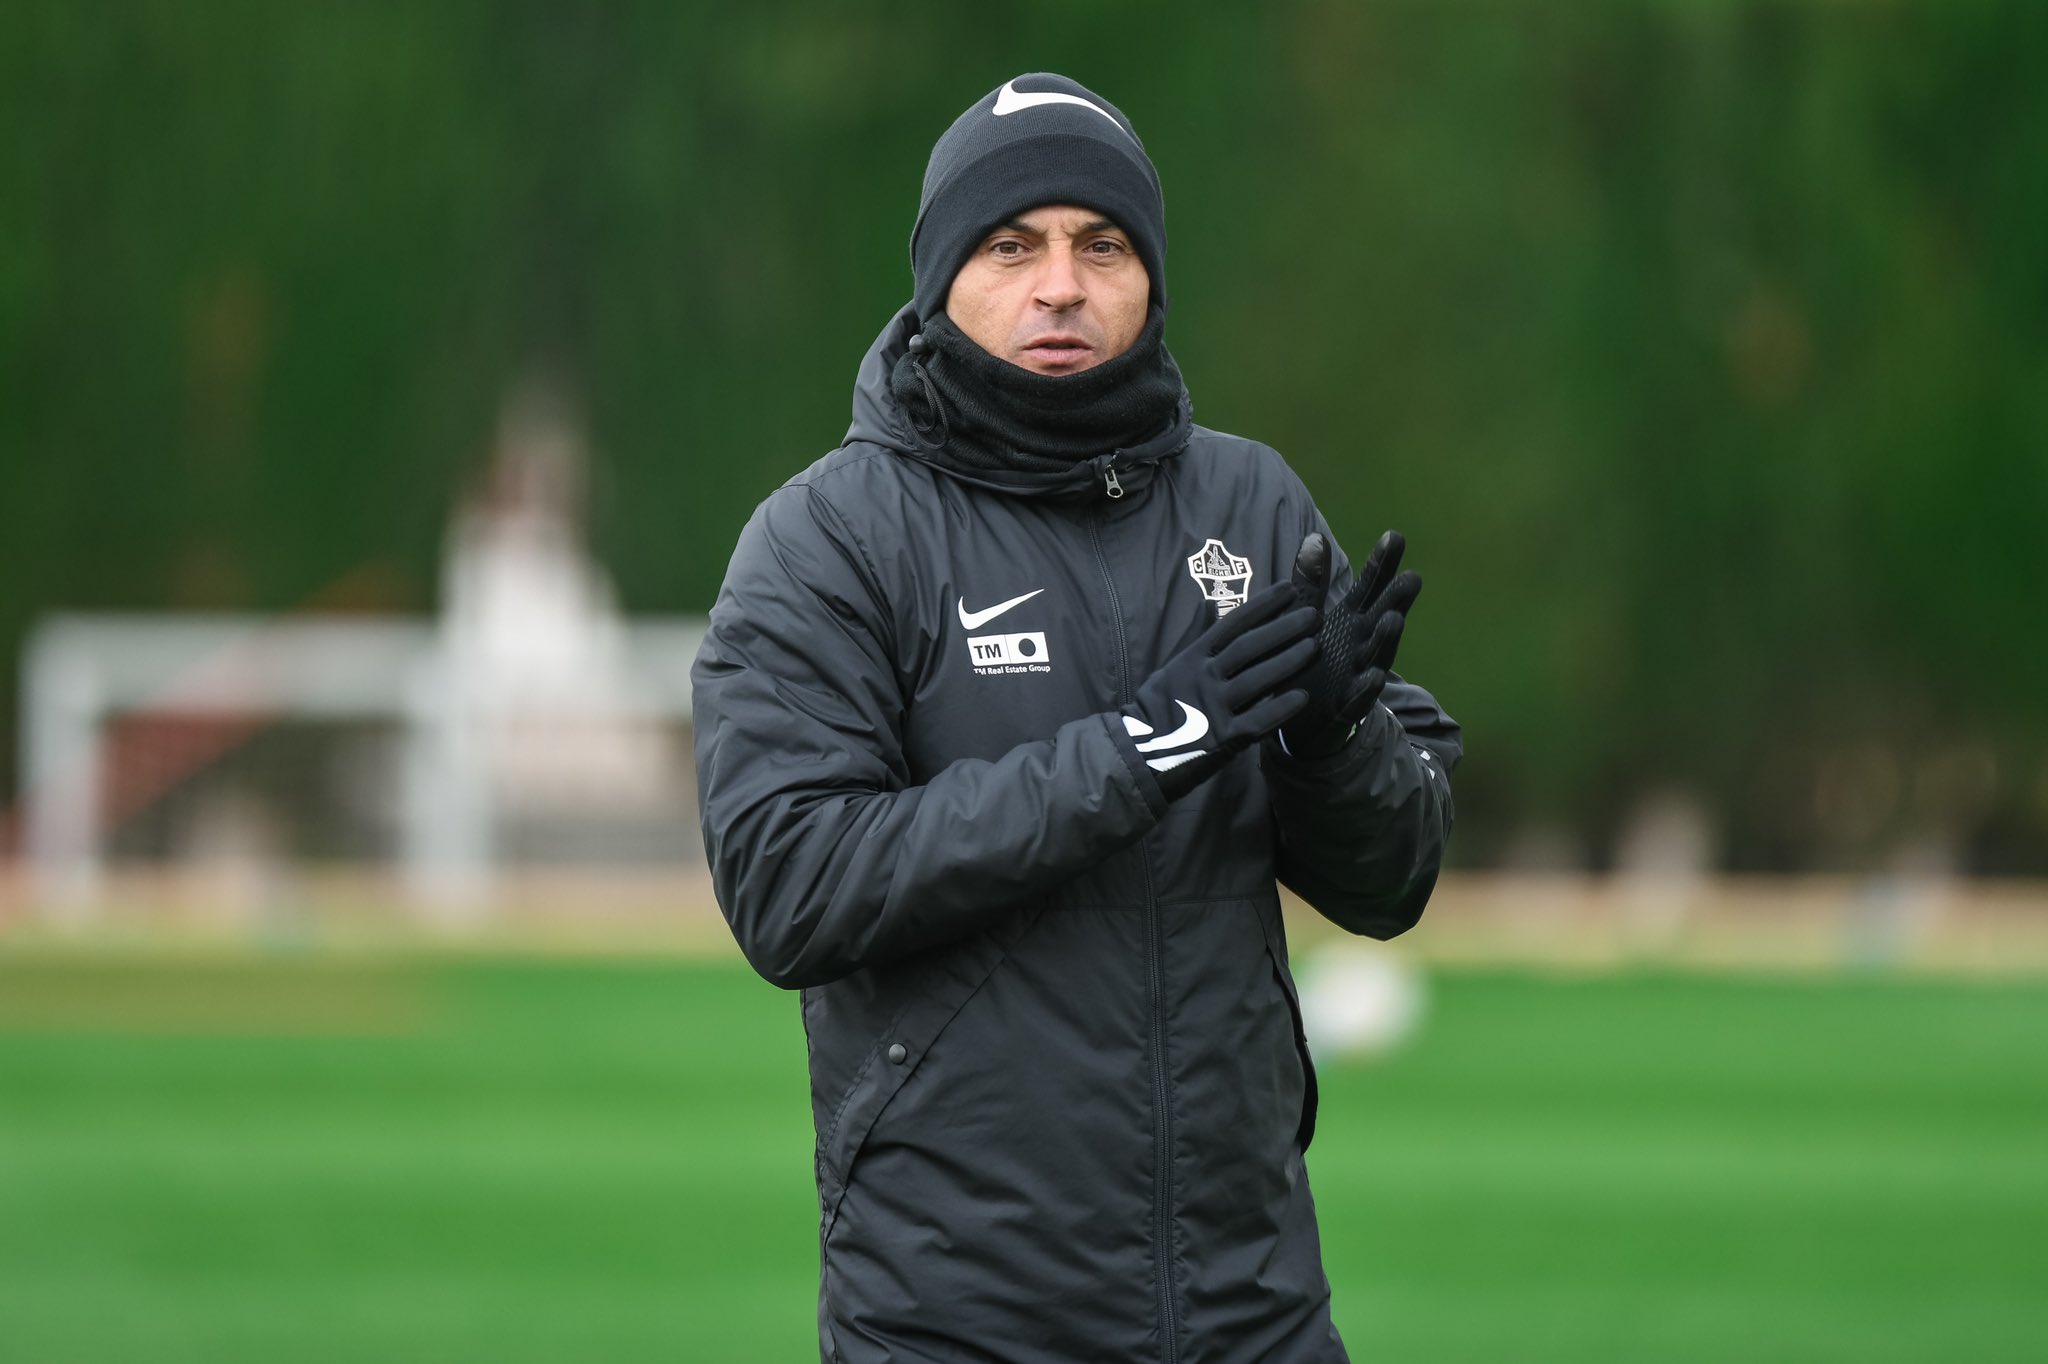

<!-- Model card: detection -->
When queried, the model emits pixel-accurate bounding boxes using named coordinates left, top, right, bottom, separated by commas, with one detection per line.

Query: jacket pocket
left=1254, top=897, right=1320, bottom=1153
left=814, top=905, right=1046, bottom=1245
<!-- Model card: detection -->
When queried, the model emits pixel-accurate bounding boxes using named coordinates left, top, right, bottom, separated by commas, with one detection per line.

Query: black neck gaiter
left=891, top=308, right=1187, bottom=476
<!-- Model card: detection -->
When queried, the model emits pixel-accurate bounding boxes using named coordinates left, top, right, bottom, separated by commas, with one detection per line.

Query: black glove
left=1120, top=575, right=1319, bottom=800
left=1281, top=529, right=1423, bottom=759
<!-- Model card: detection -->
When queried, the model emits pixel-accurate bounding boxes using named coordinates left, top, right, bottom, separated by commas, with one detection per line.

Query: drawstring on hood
left=899, top=333, right=952, bottom=453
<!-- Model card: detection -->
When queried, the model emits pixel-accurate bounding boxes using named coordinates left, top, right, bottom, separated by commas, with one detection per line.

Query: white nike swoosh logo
left=958, top=589, right=1045, bottom=631
left=991, top=80, right=1135, bottom=142
left=1133, top=701, right=1209, bottom=753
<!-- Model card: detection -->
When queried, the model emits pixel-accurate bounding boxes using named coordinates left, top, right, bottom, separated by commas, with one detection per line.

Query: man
left=693, top=73, right=1460, bottom=1364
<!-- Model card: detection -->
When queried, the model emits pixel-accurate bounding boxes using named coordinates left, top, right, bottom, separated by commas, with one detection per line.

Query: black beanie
left=910, top=73, right=1167, bottom=324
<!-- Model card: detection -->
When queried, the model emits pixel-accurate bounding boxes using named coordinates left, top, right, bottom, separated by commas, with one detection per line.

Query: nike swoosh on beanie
left=907, top=73, right=1167, bottom=323
left=991, top=79, right=1135, bottom=142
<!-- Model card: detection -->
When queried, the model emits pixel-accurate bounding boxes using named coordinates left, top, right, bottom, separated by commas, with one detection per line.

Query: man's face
left=944, top=203, right=1150, bottom=376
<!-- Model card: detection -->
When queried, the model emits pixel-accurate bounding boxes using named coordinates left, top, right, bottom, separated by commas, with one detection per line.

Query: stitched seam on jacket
left=799, top=484, right=886, bottom=586
left=798, top=484, right=897, bottom=667
left=784, top=442, right=899, bottom=492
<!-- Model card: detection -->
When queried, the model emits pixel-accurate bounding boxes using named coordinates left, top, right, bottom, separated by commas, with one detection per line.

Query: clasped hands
left=1280, top=528, right=1423, bottom=759
left=1121, top=529, right=1422, bottom=800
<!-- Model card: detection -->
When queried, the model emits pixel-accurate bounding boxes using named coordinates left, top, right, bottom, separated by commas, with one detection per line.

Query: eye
left=989, top=239, right=1026, bottom=258
left=1084, top=238, right=1127, bottom=257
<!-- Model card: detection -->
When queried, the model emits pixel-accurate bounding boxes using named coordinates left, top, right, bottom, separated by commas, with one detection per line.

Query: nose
left=1032, top=244, right=1086, bottom=312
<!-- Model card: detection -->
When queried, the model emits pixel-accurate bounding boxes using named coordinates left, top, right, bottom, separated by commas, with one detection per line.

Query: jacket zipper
left=1140, top=827, right=1175, bottom=1363
left=1086, top=507, right=1178, bottom=1364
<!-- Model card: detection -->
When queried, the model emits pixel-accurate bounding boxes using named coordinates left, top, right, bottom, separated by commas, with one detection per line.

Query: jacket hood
left=844, top=302, right=1193, bottom=502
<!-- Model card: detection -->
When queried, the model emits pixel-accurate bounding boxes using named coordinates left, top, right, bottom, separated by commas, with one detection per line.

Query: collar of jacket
left=843, top=302, right=1193, bottom=503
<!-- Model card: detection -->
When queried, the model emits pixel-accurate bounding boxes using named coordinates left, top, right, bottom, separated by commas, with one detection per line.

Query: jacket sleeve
left=691, top=483, right=1168, bottom=989
left=1259, top=502, right=1462, bottom=939
left=1263, top=678, right=1461, bottom=938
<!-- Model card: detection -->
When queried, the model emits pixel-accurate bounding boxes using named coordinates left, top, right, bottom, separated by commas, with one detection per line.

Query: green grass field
left=1, top=955, right=2044, bottom=1362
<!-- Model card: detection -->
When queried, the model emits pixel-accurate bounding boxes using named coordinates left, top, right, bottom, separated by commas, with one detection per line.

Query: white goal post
left=19, top=612, right=707, bottom=920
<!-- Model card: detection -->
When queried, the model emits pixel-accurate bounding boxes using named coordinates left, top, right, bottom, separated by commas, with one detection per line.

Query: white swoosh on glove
left=1134, top=701, right=1209, bottom=753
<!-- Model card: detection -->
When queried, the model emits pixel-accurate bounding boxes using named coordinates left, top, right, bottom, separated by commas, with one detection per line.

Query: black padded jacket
left=692, top=304, right=1462, bottom=1364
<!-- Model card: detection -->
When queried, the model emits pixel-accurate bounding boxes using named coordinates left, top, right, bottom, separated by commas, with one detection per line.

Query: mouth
left=1018, top=334, right=1095, bottom=370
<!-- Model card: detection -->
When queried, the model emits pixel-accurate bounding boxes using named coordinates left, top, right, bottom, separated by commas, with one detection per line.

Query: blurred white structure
left=1611, top=788, right=1718, bottom=954
left=19, top=380, right=704, bottom=920
left=1294, top=942, right=1427, bottom=1061
left=421, top=379, right=699, bottom=911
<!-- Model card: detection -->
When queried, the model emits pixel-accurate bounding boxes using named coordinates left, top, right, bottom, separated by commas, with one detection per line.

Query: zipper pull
left=1103, top=463, right=1125, bottom=499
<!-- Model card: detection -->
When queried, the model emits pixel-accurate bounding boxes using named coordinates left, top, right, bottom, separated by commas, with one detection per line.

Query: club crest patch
left=1187, top=538, right=1253, bottom=616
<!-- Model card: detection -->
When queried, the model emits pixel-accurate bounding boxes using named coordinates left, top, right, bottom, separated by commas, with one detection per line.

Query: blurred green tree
left=2, top=0, right=2041, bottom=871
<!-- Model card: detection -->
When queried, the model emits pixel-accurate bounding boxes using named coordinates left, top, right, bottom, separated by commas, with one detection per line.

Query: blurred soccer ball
left=1295, top=943, right=1426, bottom=1061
